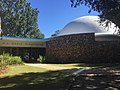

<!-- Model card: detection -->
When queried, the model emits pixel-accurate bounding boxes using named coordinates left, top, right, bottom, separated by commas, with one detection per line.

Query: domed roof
left=57, top=16, right=119, bottom=36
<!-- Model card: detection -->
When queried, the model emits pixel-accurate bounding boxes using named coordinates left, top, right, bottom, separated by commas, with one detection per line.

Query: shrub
left=7, top=56, right=23, bottom=65
left=0, top=55, right=7, bottom=70
left=37, top=55, right=45, bottom=63
left=0, top=53, right=23, bottom=69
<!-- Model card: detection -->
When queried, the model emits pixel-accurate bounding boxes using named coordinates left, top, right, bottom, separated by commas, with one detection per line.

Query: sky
left=28, top=0, right=98, bottom=38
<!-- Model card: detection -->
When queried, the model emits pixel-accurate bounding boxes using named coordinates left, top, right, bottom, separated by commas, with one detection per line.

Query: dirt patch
left=0, top=67, right=9, bottom=75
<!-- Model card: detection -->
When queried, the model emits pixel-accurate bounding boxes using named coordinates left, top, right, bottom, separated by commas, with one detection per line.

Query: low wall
left=46, top=33, right=120, bottom=63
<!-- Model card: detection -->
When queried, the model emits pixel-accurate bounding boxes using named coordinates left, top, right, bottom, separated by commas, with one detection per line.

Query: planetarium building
left=46, top=16, right=120, bottom=63
left=0, top=16, right=120, bottom=63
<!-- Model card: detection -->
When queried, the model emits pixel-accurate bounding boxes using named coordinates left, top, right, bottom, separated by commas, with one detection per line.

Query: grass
left=0, top=64, right=119, bottom=90
left=1, top=63, right=117, bottom=90
left=46, top=64, right=85, bottom=68
left=1, top=65, right=48, bottom=77
left=0, top=64, right=79, bottom=90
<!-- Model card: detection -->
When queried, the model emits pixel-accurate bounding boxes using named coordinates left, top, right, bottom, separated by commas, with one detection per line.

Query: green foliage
left=70, top=0, right=120, bottom=34
left=0, top=53, right=23, bottom=69
left=37, top=55, right=45, bottom=63
left=7, top=56, right=23, bottom=65
left=0, top=56, right=7, bottom=69
left=0, top=0, right=44, bottom=38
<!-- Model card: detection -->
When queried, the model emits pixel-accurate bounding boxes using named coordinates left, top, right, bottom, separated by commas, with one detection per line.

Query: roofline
left=0, top=36, right=48, bottom=41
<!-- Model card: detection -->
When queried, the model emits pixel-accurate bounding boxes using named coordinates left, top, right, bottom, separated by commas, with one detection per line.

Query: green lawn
left=0, top=63, right=119, bottom=90
left=0, top=64, right=79, bottom=90
left=2, top=65, right=48, bottom=77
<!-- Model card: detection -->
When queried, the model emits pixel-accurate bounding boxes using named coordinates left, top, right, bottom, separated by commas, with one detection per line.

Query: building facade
left=0, top=36, right=46, bottom=63
left=0, top=17, right=46, bottom=63
left=0, top=16, right=120, bottom=63
left=46, top=16, right=120, bottom=63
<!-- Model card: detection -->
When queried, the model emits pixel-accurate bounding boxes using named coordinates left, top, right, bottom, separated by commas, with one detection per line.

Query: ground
left=0, top=63, right=120, bottom=90
left=67, top=65, right=120, bottom=90
left=0, top=64, right=82, bottom=90
left=0, top=67, right=9, bottom=75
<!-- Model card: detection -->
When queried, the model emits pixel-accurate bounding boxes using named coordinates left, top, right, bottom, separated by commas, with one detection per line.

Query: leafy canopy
left=70, top=0, right=120, bottom=34
left=0, top=0, right=44, bottom=38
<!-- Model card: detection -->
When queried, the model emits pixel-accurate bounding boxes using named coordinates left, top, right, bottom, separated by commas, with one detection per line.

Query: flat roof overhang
left=0, top=36, right=47, bottom=48
left=95, top=34, right=120, bottom=41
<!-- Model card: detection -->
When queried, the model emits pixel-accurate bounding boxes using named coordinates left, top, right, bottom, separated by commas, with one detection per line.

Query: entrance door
left=22, top=48, right=45, bottom=63
left=23, top=48, right=30, bottom=62
left=30, top=48, right=38, bottom=63
left=23, top=48, right=38, bottom=63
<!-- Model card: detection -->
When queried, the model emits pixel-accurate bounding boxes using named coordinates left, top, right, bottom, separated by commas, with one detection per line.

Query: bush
left=7, top=56, right=23, bottom=65
left=0, top=55, right=7, bottom=70
left=37, top=55, right=45, bottom=63
left=0, top=53, right=23, bottom=69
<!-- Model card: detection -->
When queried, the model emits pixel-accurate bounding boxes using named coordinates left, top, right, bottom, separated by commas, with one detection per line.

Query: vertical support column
left=16, top=48, right=19, bottom=56
left=0, top=17, right=3, bottom=39
left=29, top=47, right=32, bottom=62
left=10, top=48, right=12, bottom=54
left=0, top=17, right=1, bottom=32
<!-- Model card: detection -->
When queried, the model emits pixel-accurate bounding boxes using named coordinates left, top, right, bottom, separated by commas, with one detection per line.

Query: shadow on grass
left=0, top=65, right=120, bottom=90
left=68, top=75, right=120, bottom=90
left=68, top=66, right=120, bottom=90
left=0, top=69, right=77, bottom=90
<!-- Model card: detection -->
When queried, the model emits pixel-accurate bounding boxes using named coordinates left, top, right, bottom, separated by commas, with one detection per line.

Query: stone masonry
left=46, top=33, right=120, bottom=63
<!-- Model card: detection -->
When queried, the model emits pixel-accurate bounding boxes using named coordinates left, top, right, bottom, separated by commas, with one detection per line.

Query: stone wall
left=93, top=41, right=120, bottom=63
left=46, top=33, right=120, bottom=63
left=46, top=33, right=95, bottom=63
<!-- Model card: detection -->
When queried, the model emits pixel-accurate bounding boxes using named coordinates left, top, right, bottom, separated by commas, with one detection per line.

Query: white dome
left=57, top=16, right=119, bottom=36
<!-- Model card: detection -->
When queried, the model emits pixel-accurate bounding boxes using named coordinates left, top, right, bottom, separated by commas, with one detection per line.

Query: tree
left=51, top=30, right=60, bottom=37
left=70, top=0, right=120, bottom=34
left=0, top=0, right=44, bottom=38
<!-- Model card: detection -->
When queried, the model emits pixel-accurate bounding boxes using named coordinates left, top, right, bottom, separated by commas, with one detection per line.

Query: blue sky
left=28, top=0, right=98, bottom=38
